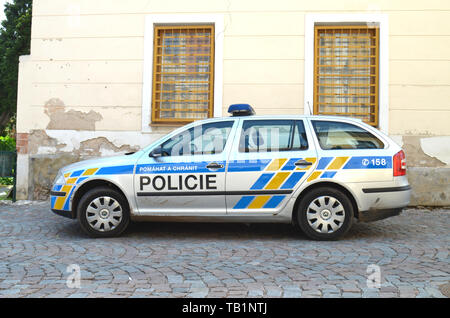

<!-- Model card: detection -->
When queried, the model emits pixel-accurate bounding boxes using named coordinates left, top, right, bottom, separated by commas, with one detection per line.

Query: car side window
left=239, top=120, right=308, bottom=153
left=159, top=121, right=234, bottom=156
left=311, top=120, right=384, bottom=150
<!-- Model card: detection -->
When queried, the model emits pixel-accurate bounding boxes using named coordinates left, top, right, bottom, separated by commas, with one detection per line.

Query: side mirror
left=149, top=148, right=163, bottom=158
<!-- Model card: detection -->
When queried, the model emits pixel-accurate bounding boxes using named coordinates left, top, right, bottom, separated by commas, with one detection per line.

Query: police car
left=50, top=104, right=411, bottom=240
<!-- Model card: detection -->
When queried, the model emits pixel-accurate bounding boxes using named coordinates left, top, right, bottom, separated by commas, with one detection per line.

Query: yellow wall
left=17, top=0, right=450, bottom=135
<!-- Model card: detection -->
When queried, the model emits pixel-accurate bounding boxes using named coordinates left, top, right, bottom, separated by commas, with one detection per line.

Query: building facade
left=16, top=0, right=450, bottom=205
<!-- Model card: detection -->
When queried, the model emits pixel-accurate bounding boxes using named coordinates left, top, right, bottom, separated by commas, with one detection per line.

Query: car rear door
left=226, top=118, right=318, bottom=214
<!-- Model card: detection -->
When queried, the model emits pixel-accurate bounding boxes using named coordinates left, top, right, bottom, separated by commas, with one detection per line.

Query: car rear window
left=311, top=120, right=384, bottom=150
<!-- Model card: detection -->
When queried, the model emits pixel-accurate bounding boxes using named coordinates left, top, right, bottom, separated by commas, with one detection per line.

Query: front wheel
left=296, top=187, right=354, bottom=241
left=77, top=187, right=130, bottom=238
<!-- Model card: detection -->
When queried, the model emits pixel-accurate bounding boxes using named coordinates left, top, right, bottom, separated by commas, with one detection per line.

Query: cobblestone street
left=0, top=201, right=448, bottom=298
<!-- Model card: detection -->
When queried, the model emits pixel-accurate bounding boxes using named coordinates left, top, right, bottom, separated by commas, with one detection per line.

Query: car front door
left=135, top=120, right=236, bottom=215
left=226, top=119, right=317, bottom=214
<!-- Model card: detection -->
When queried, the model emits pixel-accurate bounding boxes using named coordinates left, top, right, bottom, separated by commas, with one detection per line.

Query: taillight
left=393, top=150, right=406, bottom=176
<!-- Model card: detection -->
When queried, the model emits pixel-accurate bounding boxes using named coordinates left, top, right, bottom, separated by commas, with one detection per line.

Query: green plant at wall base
left=3, top=114, right=16, bottom=138
left=0, top=0, right=32, bottom=134
left=0, top=136, right=15, bottom=186
left=0, top=177, right=13, bottom=186
left=0, top=135, right=16, bottom=151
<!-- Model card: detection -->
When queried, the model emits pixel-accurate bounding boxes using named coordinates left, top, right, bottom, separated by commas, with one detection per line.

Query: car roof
left=205, top=114, right=363, bottom=123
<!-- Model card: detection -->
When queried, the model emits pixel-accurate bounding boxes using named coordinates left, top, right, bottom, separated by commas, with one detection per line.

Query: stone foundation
left=407, top=167, right=450, bottom=207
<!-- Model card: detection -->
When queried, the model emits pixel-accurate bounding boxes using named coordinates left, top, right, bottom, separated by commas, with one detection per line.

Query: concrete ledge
left=408, top=167, right=450, bottom=206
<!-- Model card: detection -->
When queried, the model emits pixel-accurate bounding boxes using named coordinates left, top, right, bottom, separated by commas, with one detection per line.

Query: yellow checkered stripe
left=51, top=168, right=99, bottom=211
left=234, top=156, right=351, bottom=210
left=306, top=156, right=350, bottom=182
left=234, top=157, right=317, bottom=210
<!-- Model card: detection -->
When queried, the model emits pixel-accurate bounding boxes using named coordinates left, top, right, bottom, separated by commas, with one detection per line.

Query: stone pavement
left=0, top=201, right=448, bottom=298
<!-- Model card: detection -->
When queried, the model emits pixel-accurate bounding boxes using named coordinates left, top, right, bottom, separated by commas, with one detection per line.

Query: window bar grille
left=314, top=25, right=380, bottom=126
left=151, top=25, right=215, bottom=124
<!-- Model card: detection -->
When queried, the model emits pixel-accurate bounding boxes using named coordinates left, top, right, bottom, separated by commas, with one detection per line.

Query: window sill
left=147, top=123, right=185, bottom=134
left=149, top=123, right=185, bottom=128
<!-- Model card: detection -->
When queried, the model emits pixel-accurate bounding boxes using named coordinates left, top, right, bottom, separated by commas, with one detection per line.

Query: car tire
left=296, top=187, right=354, bottom=241
left=77, top=187, right=130, bottom=238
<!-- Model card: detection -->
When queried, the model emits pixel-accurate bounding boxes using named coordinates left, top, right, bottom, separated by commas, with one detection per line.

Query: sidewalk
left=0, top=201, right=448, bottom=298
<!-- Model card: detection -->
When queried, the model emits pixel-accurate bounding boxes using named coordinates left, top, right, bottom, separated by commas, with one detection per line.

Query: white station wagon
left=51, top=104, right=411, bottom=240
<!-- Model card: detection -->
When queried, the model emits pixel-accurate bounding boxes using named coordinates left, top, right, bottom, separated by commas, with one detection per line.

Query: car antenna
left=307, top=101, right=313, bottom=115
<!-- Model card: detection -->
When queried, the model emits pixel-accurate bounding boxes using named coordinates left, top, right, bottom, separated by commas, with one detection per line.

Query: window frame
left=142, top=14, right=224, bottom=132
left=304, top=14, right=389, bottom=133
left=313, top=25, right=380, bottom=127
left=151, top=25, right=215, bottom=125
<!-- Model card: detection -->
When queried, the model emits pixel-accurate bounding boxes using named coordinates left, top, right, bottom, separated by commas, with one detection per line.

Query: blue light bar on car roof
left=228, top=104, right=255, bottom=117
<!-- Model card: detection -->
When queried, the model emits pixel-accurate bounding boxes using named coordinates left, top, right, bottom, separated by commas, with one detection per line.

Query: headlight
left=53, top=171, right=66, bottom=185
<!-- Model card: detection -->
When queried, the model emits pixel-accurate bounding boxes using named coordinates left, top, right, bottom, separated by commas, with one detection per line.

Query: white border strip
left=142, top=14, right=224, bottom=132
left=304, top=14, right=389, bottom=133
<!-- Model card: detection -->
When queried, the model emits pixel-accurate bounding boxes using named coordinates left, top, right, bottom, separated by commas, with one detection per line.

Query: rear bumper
left=352, top=183, right=411, bottom=222
left=347, top=179, right=412, bottom=212
left=358, top=207, right=404, bottom=222
left=51, top=208, right=76, bottom=219
left=362, top=185, right=411, bottom=194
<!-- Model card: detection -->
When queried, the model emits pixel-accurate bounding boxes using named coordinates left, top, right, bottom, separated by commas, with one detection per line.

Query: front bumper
left=51, top=208, right=76, bottom=219
left=50, top=189, right=76, bottom=219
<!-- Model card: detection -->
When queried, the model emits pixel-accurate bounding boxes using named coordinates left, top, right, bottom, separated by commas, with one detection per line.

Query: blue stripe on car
left=320, top=171, right=337, bottom=179
left=250, top=173, right=275, bottom=190
left=280, top=172, right=306, bottom=189
left=233, top=196, right=256, bottom=209
left=263, top=195, right=286, bottom=209
left=316, top=157, right=333, bottom=170
left=281, top=158, right=303, bottom=171
left=343, top=157, right=392, bottom=169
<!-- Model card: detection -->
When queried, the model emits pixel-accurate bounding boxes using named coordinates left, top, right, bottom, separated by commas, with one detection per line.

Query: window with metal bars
left=152, top=25, right=215, bottom=124
left=314, top=25, right=380, bottom=127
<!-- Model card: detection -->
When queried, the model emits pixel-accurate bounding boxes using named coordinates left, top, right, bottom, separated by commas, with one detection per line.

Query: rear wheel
left=296, top=187, right=354, bottom=240
left=77, top=187, right=130, bottom=238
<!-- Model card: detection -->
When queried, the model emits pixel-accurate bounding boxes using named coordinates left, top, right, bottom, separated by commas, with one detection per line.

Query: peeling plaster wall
left=390, top=135, right=450, bottom=168
left=22, top=129, right=166, bottom=200
left=420, top=136, right=450, bottom=166
left=29, top=154, right=85, bottom=200
left=40, top=130, right=165, bottom=156
left=401, top=136, right=447, bottom=168
left=44, top=98, right=103, bottom=131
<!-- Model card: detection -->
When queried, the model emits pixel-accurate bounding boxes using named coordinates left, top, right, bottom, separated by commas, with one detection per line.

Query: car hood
left=59, top=151, right=143, bottom=175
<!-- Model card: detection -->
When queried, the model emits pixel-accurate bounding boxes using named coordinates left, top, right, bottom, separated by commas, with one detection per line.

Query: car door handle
left=294, top=159, right=313, bottom=167
left=206, top=162, right=224, bottom=169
